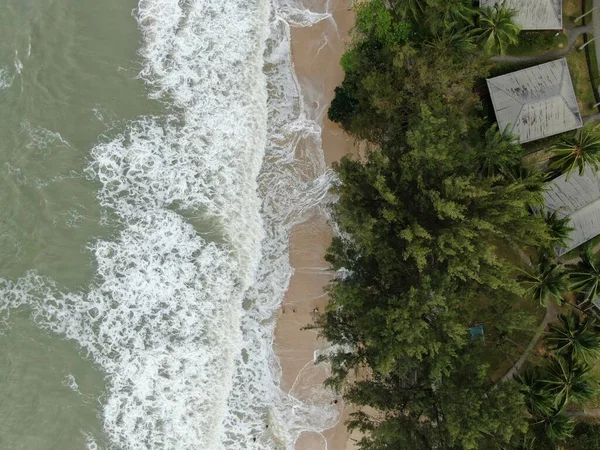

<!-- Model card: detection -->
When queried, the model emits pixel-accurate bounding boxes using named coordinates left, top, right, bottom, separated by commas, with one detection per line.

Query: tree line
left=316, top=1, right=600, bottom=449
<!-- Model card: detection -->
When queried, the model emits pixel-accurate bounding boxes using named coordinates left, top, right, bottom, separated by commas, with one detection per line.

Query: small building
left=543, top=166, right=600, bottom=255
left=486, top=58, right=583, bottom=144
left=479, top=0, right=562, bottom=30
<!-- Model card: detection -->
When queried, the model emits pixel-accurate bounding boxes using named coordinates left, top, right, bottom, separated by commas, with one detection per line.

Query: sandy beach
left=272, top=1, right=357, bottom=449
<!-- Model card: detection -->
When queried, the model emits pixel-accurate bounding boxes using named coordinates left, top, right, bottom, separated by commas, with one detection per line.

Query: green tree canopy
left=318, top=1, right=561, bottom=448
left=319, top=104, right=549, bottom=447
left=518, top=257, right=569, bottom=306
left=475, top=5, right=521, bottom=55
left=567, top=243, right=600, bottom=303
left=517, top=368, right=555, bottom=417
left=550, top=123, right=600, bottom=178
left=531, top=409, right=574, bottom=443
left=541, top=211, right=574, bottom=252
left=545, top=313, right=600, bottom=363
left=475, top=124, right=522, bottom=178
left=538, top=355, right=597, bottom=408
left=328, top=0, right=486, bottom=143
left=566, top=422, right=600, bottom=450
left=346, top=352, right=528, bottom=450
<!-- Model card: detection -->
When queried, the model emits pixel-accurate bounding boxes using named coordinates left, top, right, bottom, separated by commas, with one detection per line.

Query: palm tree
left=550, top=123, right=600, bottom=179
left=567, top=244, right=600, bottom=303
left=475, top=5, right=521, bottom=55
left=541, top=211, right=573, bottom=251
left=506, top=165, right=548, bottom=207
left=532, top=409, right=575, bottom=442
left=545, top=313, right=600, bottom=363
left=438, top=0, right=478, bottom=28
left=388, top=0, right=423, bottom=21
left=426, top=28, right=476, bottom=57
left=517, top=368, right=555, bottom=416
left=519, top=257, right=569, bottom=306
left=539, top=355, right=597, bottom=408
left=504, top=435, right=536, bottom=450
left=475, top=124, right=521, bottom=177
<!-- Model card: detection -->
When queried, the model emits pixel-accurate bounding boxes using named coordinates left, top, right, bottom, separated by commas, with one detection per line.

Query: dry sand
left=272, top=1, right=359, bottom=449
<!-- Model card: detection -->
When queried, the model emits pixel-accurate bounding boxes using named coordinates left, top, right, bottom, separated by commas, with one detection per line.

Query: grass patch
left=508, top=31, right=568, bottom=57
left=582, top=0, right=600, bottom=111
left=563, top=0, right=597, bottom=114
left=467, top=243, right=549, bottom=380
left=486, top=297, right=547, bottom=381
left=564, top=0, right=583, bottom=27
left=566, top=40, right=598, bottom=115
left=586, top=37, right=600, bottom=89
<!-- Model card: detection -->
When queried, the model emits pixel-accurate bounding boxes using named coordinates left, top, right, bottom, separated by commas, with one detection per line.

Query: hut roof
left=486, top=59, right=582, bottom=144
left=543, top=167, right=600, bottom=255
left=480, top=0, right=562, bottom=30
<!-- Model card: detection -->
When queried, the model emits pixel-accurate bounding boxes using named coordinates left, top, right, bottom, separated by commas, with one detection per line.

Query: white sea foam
left=21, top=120, right=72, bottom=153
left=14, top=50, right=22, bottom=74
left=0, top=67, right=12, bottom=90
left=64, top=208, right=86, bottom=228
left=62, top=373, right=81, bottom=393
left=218, top=0, right=341, bottom=447
left=83, top=431, right=100, bottom=450
left=0, top=212, right=241, bottom=448
left=0, top=0, right=340, bottom=448
left=2, top=162, right=26, bottom=185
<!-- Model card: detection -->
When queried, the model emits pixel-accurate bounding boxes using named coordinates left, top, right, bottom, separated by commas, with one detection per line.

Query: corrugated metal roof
left=562, top=203, right=600, bottom=254
left=543, top=167, right=600, bottom=255
left=480, top=0, right=562, bottom=30
left=487, top=59, right=582, bottom=144
left=544, top=166, right=600, bottom=215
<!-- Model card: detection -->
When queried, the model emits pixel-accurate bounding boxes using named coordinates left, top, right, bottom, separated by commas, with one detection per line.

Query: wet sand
left=272, top=1, right=357, bottom=449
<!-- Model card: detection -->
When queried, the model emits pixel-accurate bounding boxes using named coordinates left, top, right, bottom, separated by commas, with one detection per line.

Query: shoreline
left=272, top=2, right=356, bottom=449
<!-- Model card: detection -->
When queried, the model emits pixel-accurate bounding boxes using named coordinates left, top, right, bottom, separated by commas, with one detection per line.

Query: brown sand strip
left=272, top=1, right=357, bottom=449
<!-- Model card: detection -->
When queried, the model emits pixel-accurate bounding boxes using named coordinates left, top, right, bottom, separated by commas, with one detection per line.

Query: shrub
left=567, top=422, right=600, bottom=450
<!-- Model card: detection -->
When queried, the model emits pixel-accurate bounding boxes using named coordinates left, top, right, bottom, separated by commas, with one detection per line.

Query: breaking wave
left=0, top=0, right=339, bottom=448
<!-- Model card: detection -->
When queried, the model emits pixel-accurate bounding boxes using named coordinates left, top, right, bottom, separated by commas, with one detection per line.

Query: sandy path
left=272, top=1, right=357, bottom=449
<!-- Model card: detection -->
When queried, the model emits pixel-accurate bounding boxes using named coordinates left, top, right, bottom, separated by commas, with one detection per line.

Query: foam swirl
left=0, top=0, right=340, bottom=448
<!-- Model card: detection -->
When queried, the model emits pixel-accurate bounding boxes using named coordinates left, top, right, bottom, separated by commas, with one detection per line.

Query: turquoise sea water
left=0, top=0, right=339, bottom=448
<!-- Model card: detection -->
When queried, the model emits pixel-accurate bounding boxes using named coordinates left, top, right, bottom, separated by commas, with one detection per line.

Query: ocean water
left=0, top=0, right=339, bottom=449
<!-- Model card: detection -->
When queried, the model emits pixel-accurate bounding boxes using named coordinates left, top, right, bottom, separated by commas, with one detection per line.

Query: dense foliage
left=513, top=312, right=600, bottom=447
left=550, top=122, right=600, bottom=178
left=567, top=422, right=600, bottom=449
left=318, top=1, right=600, bottom=449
